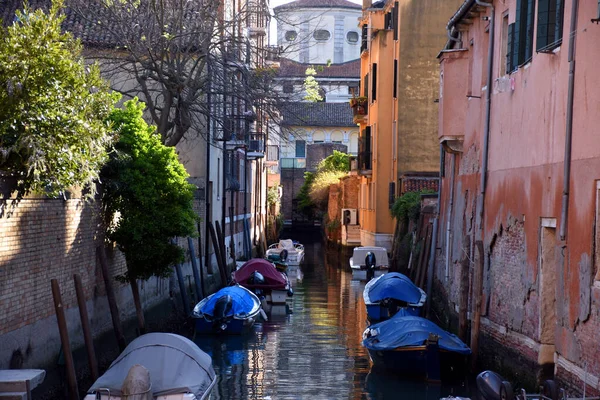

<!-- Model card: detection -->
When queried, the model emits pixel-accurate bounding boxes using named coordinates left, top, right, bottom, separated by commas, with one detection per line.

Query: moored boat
left=362, top=316, right=471, bottom=382
left=266, top=239, right=305, bottom=266
left=192, top=285, right=262, bottom=334
left=363, top=272, right=426, bottom=322
left=349, top=246, right=389, bottom=280
left=85, top=333, right=216, bottom=400
left=232, top=258, right=293, bottom=304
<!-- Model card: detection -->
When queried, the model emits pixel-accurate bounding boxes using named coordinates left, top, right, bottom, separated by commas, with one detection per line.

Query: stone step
left=0, top=392, right=27, bottom=400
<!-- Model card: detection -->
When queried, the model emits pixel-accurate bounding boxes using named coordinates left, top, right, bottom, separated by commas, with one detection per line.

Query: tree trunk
left=129, top=276, right=146, bottom=335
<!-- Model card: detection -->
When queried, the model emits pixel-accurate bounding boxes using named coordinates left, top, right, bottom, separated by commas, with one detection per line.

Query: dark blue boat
left=362, top=315, right=471, bottom=382
left=363, top=272, right=426, bottom=321
left=192, top=285, right=262, bottom=334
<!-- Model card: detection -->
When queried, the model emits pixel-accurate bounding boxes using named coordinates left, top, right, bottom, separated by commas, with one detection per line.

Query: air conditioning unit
left=341, top=208, right=358, bottom=225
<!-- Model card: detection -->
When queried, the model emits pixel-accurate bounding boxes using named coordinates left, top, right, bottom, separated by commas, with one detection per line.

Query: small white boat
left=266, top=239, right=305, bottom=266
left=349, top=246, right=389, bottom=280
left=85, top=333, right=216, bottom=400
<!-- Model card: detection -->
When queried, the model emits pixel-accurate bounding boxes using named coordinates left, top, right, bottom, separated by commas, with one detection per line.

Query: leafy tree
left=391, top=189, right=436, bottom=224
left=0, top=1, right=119, bottom=198
left=101, top=99, right=197, bottom=281
left=303, top=67, right=323, bottom=102
left=309, top=170, right=346, bottom=210
left=317, top=150, right=349, bottom=173
left=296, top=171, right=315, bottom=218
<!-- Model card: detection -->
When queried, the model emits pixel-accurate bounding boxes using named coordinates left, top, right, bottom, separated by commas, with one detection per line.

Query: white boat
left=266, top=239, right=305, bottom=266
left=85, top=333, right=216, bottom=400
left=349, top=246, right=389, bottom=280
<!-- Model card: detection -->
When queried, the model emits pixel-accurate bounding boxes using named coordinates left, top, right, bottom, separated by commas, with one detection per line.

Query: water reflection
left=193, top=238, right=473, bottom=399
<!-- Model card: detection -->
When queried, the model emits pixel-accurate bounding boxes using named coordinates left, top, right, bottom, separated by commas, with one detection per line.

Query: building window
left=508, top=0, right=535, bottom=72
left=295, top=140, right=306, bottom=157
left=393, top=59, right=397, bottom=98
left=313, top=30, right=331, bottom=41
left=283, top=83, right=293, bottom=93
left=537, top=0, right=565, bottom=52
left=285, top=31, right=297, bottom=42
left=371, top=63, right=377, bottom=102
left=392, top=2, right=399, bottom=40
left=347, top=31, right=359, bottom=43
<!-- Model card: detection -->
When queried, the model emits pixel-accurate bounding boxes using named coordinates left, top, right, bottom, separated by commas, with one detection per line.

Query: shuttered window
left=507, top=23, right=517, bottom=72
left=537, top=0, right=565, bottom=52
left=508, top=0, right=534, bottom=70
left=393, top=59, right=398, bottom=98
left=392, top=2, right=399, bottom=40
left=372, top=63, right=377, bottom=102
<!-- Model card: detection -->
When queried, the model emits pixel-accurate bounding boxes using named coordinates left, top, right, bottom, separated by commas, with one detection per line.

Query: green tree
left=309, top=170, right=346, bottom=210
left=303, top=67, right=323, bottom=102
left=101, top=99, right=197, bottom=282
left=296, top=171, right=316, bottom=218
left=317, top=150, right=350, bottom=173
left=0, top=1, right=119, bottom=198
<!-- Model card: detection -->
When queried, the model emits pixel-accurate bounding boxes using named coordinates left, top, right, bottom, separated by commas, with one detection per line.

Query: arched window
left=285, top=31, right=297, bottom=42
left=313, top=30, right=331, bottom=41
left=346, top=31, right=359, bottom=43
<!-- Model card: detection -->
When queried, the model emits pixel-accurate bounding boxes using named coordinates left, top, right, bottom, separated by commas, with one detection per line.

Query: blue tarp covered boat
left=363, top=272, right=427, bottom=321
left=362, top=315, right=471, bottom=382
left=192, top=285, right=262, bottom=334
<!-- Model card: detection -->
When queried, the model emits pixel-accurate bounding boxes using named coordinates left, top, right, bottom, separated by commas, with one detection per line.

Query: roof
left=0, top=0, right=120, bottom=48
left=280, top=102, right=355, bottom=127
left=278, top=58, right=361, bottom=79
left=274, top=0, right=361, bottom=11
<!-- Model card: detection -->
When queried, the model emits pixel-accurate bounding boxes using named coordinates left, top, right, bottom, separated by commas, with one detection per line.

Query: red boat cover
left=233, top=259, right=288, bottom=290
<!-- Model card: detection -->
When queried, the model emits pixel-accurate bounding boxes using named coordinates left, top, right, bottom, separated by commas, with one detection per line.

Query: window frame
left=313, top=29, right=331, bottom=42
left=285, top=30, right=297, bottom=42
left=536, top=0, right=565, bottom=53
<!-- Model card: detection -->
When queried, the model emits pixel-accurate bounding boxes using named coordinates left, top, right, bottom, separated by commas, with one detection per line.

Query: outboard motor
left=248, top=271, right=265, bottom=285
left=212, top=294, right=233, bottom=332
left=365, top=252, right=377, bottom=282
left=280, top=249, right=288, bottom=262
left=476, top=370, right=513, bottom=400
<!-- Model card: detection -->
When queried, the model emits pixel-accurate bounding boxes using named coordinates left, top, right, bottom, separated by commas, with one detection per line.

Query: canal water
left=193, top=238, right=474, bottom=399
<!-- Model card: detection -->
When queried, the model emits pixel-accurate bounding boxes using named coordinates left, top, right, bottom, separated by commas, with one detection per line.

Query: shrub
left=309, top=170, right=346, bottom=210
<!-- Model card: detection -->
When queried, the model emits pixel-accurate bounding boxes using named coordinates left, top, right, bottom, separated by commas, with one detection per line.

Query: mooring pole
left=51, top=279, right=79, bottom=400
left=188, top=237, right=204, bottom=301
left=73, top=274, right=99, bottom=381
left=96, top=246, right=126, bottom=351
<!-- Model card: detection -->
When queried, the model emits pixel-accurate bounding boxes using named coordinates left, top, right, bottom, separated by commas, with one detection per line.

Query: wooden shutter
left=364, top=73, right=369, bottom=99
left=507, top=23, right=515, bottom=72
left=372, top=63, right=377, bottom=101
left=537, top=0, right=550, bottom=51
left=393, top=59, right=398, bottom=98
left=393, top=2, right=399, bottom=40
left=384, top=12, right=391, bottom=30
left=554, top=0, right=565, bottom=44
left=513, top=0, right=522, bottom=65
left=524, top=0, right=535, bottom=62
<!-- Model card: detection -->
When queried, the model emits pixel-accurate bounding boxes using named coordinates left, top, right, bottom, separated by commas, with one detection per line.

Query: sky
left=267, top=0, right=363, bottom=45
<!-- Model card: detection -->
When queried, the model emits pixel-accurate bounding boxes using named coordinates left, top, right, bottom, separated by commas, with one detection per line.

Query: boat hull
left=194, top=316, right=255, bottom=335
left=366, top=345, right=469, bottom=382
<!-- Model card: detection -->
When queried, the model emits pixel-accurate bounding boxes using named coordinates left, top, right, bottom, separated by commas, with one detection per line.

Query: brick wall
left=280, top=167, right=307, bottom=221
left=306, top=143, right=348, bottom=172
left=340, top=175, right=360, bottom=210
left=401, top=175, right=439, bottom=194
left=0, top=196, right=205, bottom=370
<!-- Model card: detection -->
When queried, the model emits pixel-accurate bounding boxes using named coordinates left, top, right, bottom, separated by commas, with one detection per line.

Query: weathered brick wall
left=280, top=167, right=306, bottom=221
left=327, top=183, right=341, bottom=224
left=0, top=196, right=205, bottom=370
left=340, top=175, right=360, bottom=210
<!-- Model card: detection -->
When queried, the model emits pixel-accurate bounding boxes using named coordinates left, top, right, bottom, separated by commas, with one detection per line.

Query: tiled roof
left=278, top=58, right=360, bottom=79
left=274, top=0, right=361, bottom=11
left=280, top=102, right=355, bottom=127
left=1, top=0, right=120, bottom=48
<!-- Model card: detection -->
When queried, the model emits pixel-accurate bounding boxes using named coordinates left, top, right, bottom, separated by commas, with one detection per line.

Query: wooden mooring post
left=50, top=279, right=79, bottom=400
left=188, top=237, right=204, bottom=302
left=97, top=246, right=126, bottom=352
left=73, top=274, right=99, bottom=381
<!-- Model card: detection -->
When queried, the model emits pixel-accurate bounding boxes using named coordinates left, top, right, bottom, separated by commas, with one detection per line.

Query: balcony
left=247, top=133, right=265, bottom=159
left=350, top=97, right=368, bottom=124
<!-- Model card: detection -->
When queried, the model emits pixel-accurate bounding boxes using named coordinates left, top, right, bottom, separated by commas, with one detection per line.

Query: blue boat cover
left=364, top=272, right=425, bottom=305
left=363, top=316, right=471, bottom=355
left=198, top=285, right=260, bottom=318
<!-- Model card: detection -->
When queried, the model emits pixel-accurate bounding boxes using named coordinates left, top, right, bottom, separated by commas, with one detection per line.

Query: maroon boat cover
left=233, top=259, right=288, bottom=290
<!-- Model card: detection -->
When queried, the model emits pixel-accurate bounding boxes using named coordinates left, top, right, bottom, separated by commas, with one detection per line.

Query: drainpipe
left=559, top=0, right=580, bottom=241
left=426, top=144, right=444, bottom=318
left=445, top=153, right=456, bottom=281
left=471, top=0, right=495, bottom=369
left=205, top=60, right=212, bottom=273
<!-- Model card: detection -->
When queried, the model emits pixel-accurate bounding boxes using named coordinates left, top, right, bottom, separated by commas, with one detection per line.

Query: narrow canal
left=193, top=236, right=474, bottom=399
